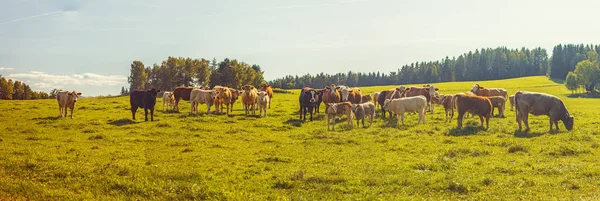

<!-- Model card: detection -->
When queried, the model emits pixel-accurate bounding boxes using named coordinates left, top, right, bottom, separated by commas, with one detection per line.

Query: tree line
left=269, top=47, right=548, bottom=89
left=126, top=57, right=265, bottom=93
left=550, top=44, right=600, bottom=94
left=0, top=75, right=51, bottom=100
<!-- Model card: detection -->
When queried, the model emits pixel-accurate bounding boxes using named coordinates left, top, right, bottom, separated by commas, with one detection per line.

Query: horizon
left=2, top=0, right=600, bottom=96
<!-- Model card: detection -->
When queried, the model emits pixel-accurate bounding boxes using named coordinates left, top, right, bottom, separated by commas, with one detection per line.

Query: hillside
left=1, top=76, right=599, bottom=200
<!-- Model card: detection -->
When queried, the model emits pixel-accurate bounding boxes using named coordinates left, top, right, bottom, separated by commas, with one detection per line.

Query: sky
left=1, top=0, right=600, bottom=96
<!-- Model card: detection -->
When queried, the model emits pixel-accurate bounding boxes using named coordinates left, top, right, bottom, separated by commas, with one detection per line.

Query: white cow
left=190, top=89, right=217, bottom=115
left=162, top=91, right=175, bottom=111
left=57, top=90, right=82, bottom=119
left=383, top=95, right=427, bottom=126
left=257, top=91, right=270, bottom=117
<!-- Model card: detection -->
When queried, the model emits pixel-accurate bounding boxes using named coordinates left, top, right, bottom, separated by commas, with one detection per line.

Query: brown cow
left=437, top=94, right=454, bottom=122
left=259, top=84, right=273, bottom=109
left=452, top=94, right=492, bottom=129
left=173, top=87, right=193, bottom=111
left=471, top=84, right=508, bottom=100
left=372, top=92, right=381, bottom=109
left=488, top=96, right=506, bottom=117
left=360, top=94, right=372, bottom=103
left=322, top=84, right=341, bottom=108
left=509, top=95, right=515, bottom=111
left=326, top=101, right=353, bottom=131
left=341, top=87, right=362, bottom=104
left=377, top=88, right=402, bottom=118
left=229, top=89, right=240, bottom=113
left=241, top=85, right=258, bottom=116
left=402, top=85, right=439, bottom=113
left=215, top=87, right=232, bottom=115
left=515, top=91, right=573, bottom=131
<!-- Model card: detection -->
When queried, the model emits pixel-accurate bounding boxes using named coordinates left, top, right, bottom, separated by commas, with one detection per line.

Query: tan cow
left=437, top=94, right=455, bottom=122
left=162, top=91, right=175, bottom=111
left=488, top=96, right=506, bottom=117
left=57, top=90, right=82, bottom=119
left=259, top=84, right=273, bottom=109
left=228, top=89, right=240, bottom=113
left=326, top=102, right=353, bottom=131
left=190, top=89, right=217, bottom=115
left=471, top=84, right=508, bottom=100
left=509, top=95, right=515, bottom=111
left=515, top=91, right=573, bottom=131
left=241, top=85, right=258, bottom=116
left=341, top=87, right=362, bottom=104
left=383, top=95, right=427, bottom=126
left=215, top=86, right=232, bottom=115
left=452, top=94, right=492, bottom=129
left=257, top=91, right=270, bottom=117
left=372, top=92, right=381, bottom=109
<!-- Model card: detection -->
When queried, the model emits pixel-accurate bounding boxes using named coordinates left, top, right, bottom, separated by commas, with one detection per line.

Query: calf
left=130, top=88, right=160, bottom=121
left=452, top=94, right=492, bottom=129
left=488, top=96, right=506, bottom=117
left=372, top=92, right=381, bottom=109
left=341, top=87, right=362, bottom=104
left=315, top=89, right=324, bottom=113
left=299, top=87, right=320, bottom=121
left=383, top=96, right=427, bottom=126
left=509, top=95, right=515, bottom=111
left=326, top=102, right=353, bottom=131
left=190, top=89, right=216, bottom=115
left=515, top=91, right=574, bottom=131
left=57, top=90, right=82, bottom=119
left=257, top=91, right=270, bottom=117
left=173, top=87, right=193, bottom=111
left=360, top=94, right=372, bottom=103
left=439, top=94, right=455, bottom=122
left=241, top=85, right=258, bottom=116
left=352, top=102, right=376, bottom=128
left=377, top=88, right=402, bottom=118
left=162, top=91, right=175, bottom=111
left=216, top=86, right=233, bottom=115
left=229, top=89, right=240, bottom=113
left=259, top=84, right=273, bottom=109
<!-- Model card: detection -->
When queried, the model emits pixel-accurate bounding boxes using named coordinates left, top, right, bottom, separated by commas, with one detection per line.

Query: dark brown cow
left=173, top=87, right=196, bottom=111
left=299, top=87, right=321, bottom=121
left=377, top=88, right=402, bottom=118
left=515, top=91, right=574, bottom=131
left=315, top=89, right=324, bottom=113
left=130, top=88, right=161, bottom=121
left=452, top=94, right=492, bottom=129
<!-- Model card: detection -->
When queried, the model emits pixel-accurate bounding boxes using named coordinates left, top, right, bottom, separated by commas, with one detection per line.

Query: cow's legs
left=523, top=113, right=530, bottom=131
left=554, top=121, right=559, bottom=130
left=131, top=106, right=137, bottom=120
left=70, top=107, right=74, bottom=119
left=479, top=116, right=485, bottom=128
left=457, top=111, right=465, bottom=128
left=399, top=113, right=404, bottom=126
left=150, top=109, right=154, bottom=121
left=485, top=116, right=490, bottom=129
left=516, top=110, right=522, bottom=131
left=144, top=108, right=149, bottom=121
left=58, top=106, right=63, bottom=118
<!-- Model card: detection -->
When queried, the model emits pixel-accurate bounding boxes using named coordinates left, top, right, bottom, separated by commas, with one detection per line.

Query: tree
left=573, top=59, right=600, bottom=92
left=13, top=81, right=23, bottom=100
left=128, top=61, right=148, bottom=91
left=565, top=72, right=578, bottom=94
left=195, top=58, right=211, bottom=87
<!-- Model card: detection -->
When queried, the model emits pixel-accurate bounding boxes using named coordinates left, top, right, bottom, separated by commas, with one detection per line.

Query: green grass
left=1, top=76, right=600, bottom=200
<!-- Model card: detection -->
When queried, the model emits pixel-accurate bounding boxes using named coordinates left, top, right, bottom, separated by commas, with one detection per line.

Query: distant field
left=2, top=76, right=600, bottom=200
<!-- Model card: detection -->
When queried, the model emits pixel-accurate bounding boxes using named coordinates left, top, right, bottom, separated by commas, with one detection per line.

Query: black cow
left=314, top=89, right=324, bottom=113
left=130, top=88, right=160, bottom=121
left=299, top=87, right=321, bottom=121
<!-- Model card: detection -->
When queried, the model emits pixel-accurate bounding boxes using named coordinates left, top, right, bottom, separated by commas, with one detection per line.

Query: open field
left=1, top=76, right=600, bottom=200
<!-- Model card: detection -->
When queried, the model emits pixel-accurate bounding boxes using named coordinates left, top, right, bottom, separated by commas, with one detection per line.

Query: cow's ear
left=267, top=84, right=270, bottom=87
left=77, top=92, right=82, bottom=95
left=479, top=87, right=485, bottom=89
left=435, top=88, right=439, bottom=91
left=156, top=90, right=161, bottom=93
left=68, top=92, right=73, bottom=95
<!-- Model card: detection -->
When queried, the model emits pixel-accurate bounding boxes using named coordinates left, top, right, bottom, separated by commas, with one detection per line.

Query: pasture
left=1, top=76, right=600, bottom=200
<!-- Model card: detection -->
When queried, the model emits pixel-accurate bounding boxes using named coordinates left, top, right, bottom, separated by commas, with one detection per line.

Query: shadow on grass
left=448, top=125, right=486, bottom=136
left=108, top=118, right=138, bottom=126
left=567, top=93, right=600, bottom=99
left=513, top=129, right=559, bottom=138
left=32, top=116, right=60, bottom=121
left=284, top=119, right=304, bottom=127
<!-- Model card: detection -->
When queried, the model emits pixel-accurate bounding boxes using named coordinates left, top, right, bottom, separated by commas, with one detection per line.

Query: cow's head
left=471, top=84, right=481, bottom=93
left=258, top=91, right=268, bottom=101
left=209, top=90, right=217, bottom=100
left=146, top=88, right=160, bottom=98
left=424, top=85, right=439, bottom=98
left=340, top=88, right=351, bottom=101
left=304, top=89, right=318, bottom=103
left=231, top=89, right=239, bottom=100
left=329, top=84, right=337, bottom=95
left=260, top=84, right=270, bottom=91
left=67, top=91, right=82, bottom=103
left=563, top=113, right=574, bottom=131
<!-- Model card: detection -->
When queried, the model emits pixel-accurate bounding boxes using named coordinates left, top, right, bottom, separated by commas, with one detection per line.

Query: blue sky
left=1, top=0, right=600, bottom=96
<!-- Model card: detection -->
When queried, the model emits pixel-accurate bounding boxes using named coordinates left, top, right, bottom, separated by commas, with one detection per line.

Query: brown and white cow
left=509, top=95, right=515, bottom=111
left=515, top=91, right=573, bottom=131
left=299, top=87, right=321, bottom=121
left=57, top=90, right=82, bottom=119
left=259, top=84, right=273, bottom=109
left=322, top=84, right=341, bottom=112
left=471, top=84, right=508, bottom=100
left=340, top=87, right=362, bottom=104
left=326, top=102, right=353, bottom=131
left=452, top=94, right=492, bottom=129
left=162, top=91, right=175, bottom=111
left=377, top=88, right=403, bottom=118
left=383, top=96, right=428, bottom=126
left=190, top=89, right=217, bottom=115
left=241, top=85, right=258, bottom=116
left=401, top=85, right=438, bottom=113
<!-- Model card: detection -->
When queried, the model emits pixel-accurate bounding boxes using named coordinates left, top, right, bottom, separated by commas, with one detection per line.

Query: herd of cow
left=54, top=82, right=574, bottom=132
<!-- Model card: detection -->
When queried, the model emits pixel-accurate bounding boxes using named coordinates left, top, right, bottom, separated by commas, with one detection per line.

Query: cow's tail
left=452, top=95, right=459, bottom=116
left=514, top=91, right=522, bottom=120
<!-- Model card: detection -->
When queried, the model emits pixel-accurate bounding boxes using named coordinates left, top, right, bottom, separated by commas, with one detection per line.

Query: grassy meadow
left=2, top=76, right=600, bottom=200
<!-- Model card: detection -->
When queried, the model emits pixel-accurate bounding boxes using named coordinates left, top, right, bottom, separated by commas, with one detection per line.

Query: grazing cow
left=299, top=87, right=320, bottom=121
left=57, top=90, right=82, bottom=119
left=241, top=85, right=258, bottom=116
left=162, top=91, right=175, bottom=111
left=315, top=89, right=324, bottom=113
left=352, top=102, right=376, bottom=128
left=258, top=91, right=270, bottom=117
left=190, top=89, right=216, bottom=115
left=322, top=84, right=341, bottom=105
left=173, top=87, right=194, bottom=111
left=215, top=86, right=233, bottom=115
left=488, top=96, right=506, bottom=117
left=471, top=84, right=508, bottom=100
left=259, top=84, right=274, bottom=109
left=372, top=92, right=381, bottom=109
left=360, top=94, right=372, bottom=103
left=383, top=96, right=427, bottom=126
left=377, top=89, right=403, bottom=118
left=438, top=94, right=455, bottom=122
left=326, top=102, right=353, bottom=131
left=509, top=95, right=515, bottom=111
left=515, top=91, right=574, bottom=131
left=401, top=85, right=439, bottom=113
left=130, top=88, right=160, bottom=121
left=452, top=94, right=492, bottom=129
left=229, top=89, right=240, bottom=113
left=341, top=87, right=362, bottom=104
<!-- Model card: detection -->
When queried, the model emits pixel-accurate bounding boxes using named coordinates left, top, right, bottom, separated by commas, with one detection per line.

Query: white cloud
left=0, top=11, right=64, bottom=26
left=0, top=67, right=14, bottom=70
left=6, top=71, right=127, bottom=93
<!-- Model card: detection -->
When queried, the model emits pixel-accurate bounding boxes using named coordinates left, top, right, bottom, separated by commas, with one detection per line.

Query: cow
left=452, top=94, right=492, bottom=129
left=229, top=89, right=240, bottom=113
left=259, top=84, right=273, bottom=109
left=130, top=88, right=160, bottom=121
left=162, top=91, right=175, bottom=111
left=299, top=87, right=320, bottom=121
left=340, top=87, right=362, bottom=104
left=377, top=88, right=403, bottom=118
left=173, top=87, right=193, bottom=111
left=258, top=91, right=270, bottom=117
left=190, top=89, right=216, bottom=115
left=488, top=96, right=506, bottom=117
left=383, top=96, right=427, bottom=126
left=437, top=94, right=454, bottom=122
left=315, top=89, right=325, bottom=113
left=352, top=102, right=376, bottom=128
left=401, top=85, right=439, bottom=113
left=360, top=94, right=372, bottom=103
left=514, top=91, right=574, bottom=131
left=470, top=84, right=508, bottom=100
left=326, top=102, right=353, bottom=131
left=241, top=85, right=258, bottom=116
left=57, top=90, right=82, bottom=119
left=509, top=95, right=515, bottom=111
left=322, top=84, right=341, bottom=105
left=372, top=92, right=381, bottom=109
left=215, top=86, right=233, bottom=115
